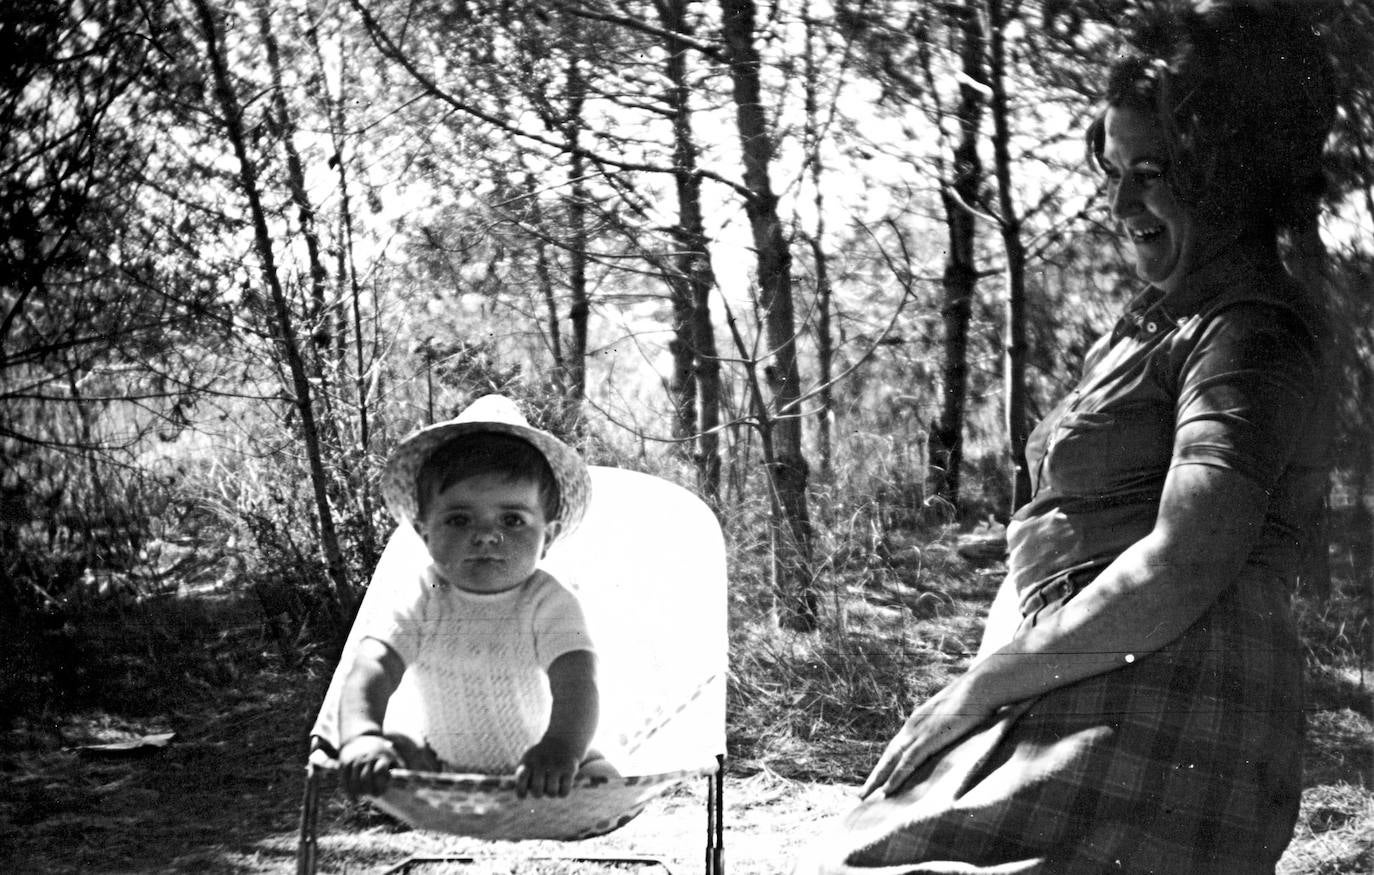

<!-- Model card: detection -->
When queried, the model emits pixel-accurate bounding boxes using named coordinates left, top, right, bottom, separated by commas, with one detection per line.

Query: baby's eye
left=501, top=513, right=527, bottom=528
left=444, top=513, right=470, bottom=528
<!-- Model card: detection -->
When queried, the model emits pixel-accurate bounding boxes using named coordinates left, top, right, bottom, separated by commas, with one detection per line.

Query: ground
left=0, top=653, right=852, bottom=874
left=2, top=584, right=1371, bottom=874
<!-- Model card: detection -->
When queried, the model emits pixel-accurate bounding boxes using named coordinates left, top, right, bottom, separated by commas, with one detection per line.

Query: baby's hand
left=339, top=733, right=401, bottom=797
left=515, top=739, right=580, bottom=799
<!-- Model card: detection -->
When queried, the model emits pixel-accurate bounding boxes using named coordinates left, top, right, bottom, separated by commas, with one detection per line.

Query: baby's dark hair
left=1085, top=1, right=1336, bottom=236
left=415, top=432, right=559, bottom=523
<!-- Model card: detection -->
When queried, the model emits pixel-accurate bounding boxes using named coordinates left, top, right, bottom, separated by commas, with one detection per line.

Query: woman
left=805, top=4, right=1337, bottom=873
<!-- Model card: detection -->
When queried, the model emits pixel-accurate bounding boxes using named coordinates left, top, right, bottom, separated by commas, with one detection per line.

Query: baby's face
left=415, top=472, right=558, bottom=593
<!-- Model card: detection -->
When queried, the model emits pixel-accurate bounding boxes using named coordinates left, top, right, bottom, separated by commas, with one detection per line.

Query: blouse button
left=1145, top=321, right=1158, bottom=333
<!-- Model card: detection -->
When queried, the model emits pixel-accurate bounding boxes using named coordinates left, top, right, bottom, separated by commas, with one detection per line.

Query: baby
left=337, top=394, right=608, bottom=799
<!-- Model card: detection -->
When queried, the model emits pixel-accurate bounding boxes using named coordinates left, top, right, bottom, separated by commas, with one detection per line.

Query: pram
left=296, top=466, right=728, bottom=873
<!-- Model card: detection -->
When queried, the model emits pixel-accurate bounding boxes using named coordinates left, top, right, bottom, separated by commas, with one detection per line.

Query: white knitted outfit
left=363, top=567, right=593, bottom=772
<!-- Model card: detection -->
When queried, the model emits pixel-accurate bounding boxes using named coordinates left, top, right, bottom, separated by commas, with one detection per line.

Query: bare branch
left=552, top=0, right=726, bottom=63
left=348, top=0, right=753, bottom=200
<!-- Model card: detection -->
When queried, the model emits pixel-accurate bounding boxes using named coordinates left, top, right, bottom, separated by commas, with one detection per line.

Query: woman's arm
left=861, top=461, right=1268, bottom=799
left=977, top=462, right=1266, bottom=693
left=975, top=574, right=1022, bottom=662
left=516, top=649, right=599, bottom=798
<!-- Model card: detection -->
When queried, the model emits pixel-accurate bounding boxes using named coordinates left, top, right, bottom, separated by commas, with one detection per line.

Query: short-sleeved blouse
left=802, top=246, right=1333, bottom=874
left=1007, top=248, right=1330, bottom=615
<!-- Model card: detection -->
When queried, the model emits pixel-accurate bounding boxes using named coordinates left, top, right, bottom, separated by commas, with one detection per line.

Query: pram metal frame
left=381, top=854, right=672, bottom=873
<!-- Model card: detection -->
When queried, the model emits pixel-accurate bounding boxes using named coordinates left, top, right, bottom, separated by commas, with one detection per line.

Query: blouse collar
left=1110, top=240, right=1280, bottom=344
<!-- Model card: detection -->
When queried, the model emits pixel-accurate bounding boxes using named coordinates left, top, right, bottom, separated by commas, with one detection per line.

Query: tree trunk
left=693, top=281, right=724, bottom=505
left=719, top=0, right=817, bottom=631
left=803, top=11, right=835, bottom=482
left=984, top=0, right=1031, bottom=512
left=810, top=229, right=834, bottom=482
left=658, top=0, right=722, bottom=504
left=527, top=173, right=567, bottom=395
left=192, top=0, right=352, bottom=617
left=305, top=9, right=379, bottom=571
left=255, top=0, right=349, bottom=499
left=927, top=1, right=986, bottom=512
left=256, top=1, right=330, bottom=359
left=668, top=280, right=698, bottom=443
left=564, top=24, right=590, bottom=411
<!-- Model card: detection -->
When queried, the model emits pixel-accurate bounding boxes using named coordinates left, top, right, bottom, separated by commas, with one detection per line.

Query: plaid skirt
left=804, top=568, right=1304, bottom=875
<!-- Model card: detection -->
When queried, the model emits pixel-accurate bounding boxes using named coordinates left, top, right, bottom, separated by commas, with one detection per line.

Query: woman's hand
left=856, top=464, right=1273, bottom=803
left=859, top=677, right=996, bottom=801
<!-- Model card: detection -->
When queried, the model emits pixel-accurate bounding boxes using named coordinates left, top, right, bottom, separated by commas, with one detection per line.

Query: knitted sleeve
left=530, top=573, right=595, bottom=669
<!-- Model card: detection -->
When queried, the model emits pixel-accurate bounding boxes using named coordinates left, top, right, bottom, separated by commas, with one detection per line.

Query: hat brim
left=380, top=420, right=591, bottom=539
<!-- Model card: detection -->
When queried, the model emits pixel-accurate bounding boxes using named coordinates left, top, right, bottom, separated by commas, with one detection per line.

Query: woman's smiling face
left=1100, top=106, right=1195, bottom=292
left=1100, top=106, right=1242, bottom=295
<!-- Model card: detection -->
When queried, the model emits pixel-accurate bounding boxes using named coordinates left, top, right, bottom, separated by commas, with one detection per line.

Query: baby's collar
left=423, top=564, right=540, bottom=596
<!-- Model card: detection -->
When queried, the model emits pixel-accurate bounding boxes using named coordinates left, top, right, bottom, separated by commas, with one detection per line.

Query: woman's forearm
left=975, top=574, right=1022, bottom=662
left=966, top=463, right=1269, bottom=710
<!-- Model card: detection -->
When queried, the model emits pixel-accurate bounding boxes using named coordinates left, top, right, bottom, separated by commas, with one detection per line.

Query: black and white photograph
left=2, top=1, right=1371, bottom=872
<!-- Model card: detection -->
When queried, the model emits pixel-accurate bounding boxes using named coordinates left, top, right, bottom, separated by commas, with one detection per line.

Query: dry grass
left=726, top=536, right=995, bottom=784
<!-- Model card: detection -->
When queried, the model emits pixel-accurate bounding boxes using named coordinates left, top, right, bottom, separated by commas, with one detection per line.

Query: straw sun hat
left=380, top=394, right=591, bottom=538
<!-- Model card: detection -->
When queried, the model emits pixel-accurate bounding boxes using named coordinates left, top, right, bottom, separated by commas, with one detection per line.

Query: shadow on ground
left=1, top=590, right=1370, bottom=874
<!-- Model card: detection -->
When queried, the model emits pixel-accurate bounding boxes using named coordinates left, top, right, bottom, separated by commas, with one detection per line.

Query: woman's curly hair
left=1086, top=0, right=1338, bottom=235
